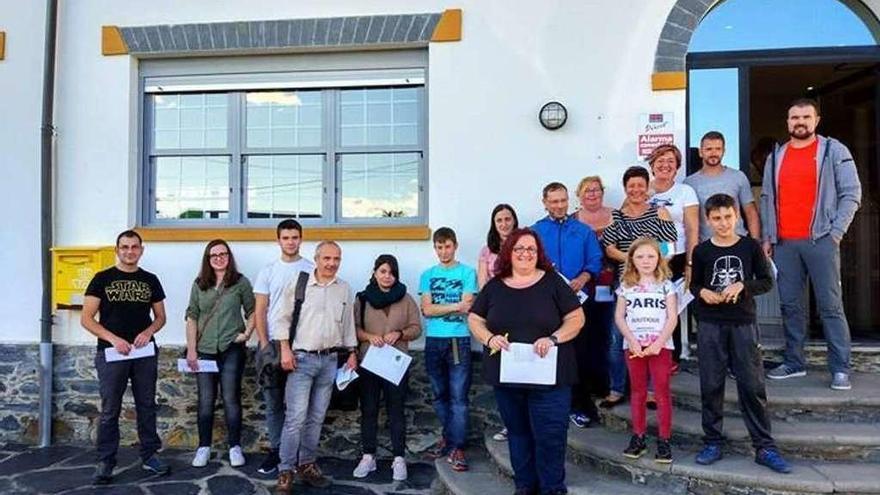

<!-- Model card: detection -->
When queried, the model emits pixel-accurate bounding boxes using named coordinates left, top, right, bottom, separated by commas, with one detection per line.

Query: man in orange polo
left=760, top=98, right=861, bottom=390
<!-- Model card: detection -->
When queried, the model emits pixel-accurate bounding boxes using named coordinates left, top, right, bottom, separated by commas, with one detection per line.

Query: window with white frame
left=142, top=60, right=426, bottom=226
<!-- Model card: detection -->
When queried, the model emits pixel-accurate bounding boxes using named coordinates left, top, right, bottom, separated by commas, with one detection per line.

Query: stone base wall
left=0, top=344, right=498, bottom=456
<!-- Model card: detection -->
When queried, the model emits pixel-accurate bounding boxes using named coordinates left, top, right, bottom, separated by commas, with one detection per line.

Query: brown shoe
left=275, top=469, right=294, bottom=494
left=297, top=462, right=331, bottom=488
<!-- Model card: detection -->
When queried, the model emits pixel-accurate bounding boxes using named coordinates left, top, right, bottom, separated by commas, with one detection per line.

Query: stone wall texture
left=0, top=344, right=499, bottom=456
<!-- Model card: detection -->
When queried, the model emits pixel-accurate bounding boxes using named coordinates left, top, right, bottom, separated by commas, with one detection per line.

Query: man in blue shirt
left=419, top=227, right=478, bottom=472
left=533, top=182, right=603, bottom=428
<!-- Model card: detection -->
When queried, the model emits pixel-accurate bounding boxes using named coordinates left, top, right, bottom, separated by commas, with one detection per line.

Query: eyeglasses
left=512, top=246, right=538, bottom=255
left=209, top=252, right=230, bottom=260
left=583, top=188, right=603, bottom=195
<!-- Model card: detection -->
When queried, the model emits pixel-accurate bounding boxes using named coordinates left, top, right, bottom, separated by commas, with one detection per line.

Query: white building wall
left=7, top=0, right=694, bottom=344
left=0, top=1, right=47, bottom=343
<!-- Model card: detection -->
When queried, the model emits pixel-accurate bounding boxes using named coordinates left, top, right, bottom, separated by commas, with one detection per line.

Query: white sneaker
left=392, top=456, right=407, bottom=481
left=192, top=447, right=211, bottom=467
left=352, top=454, right=376, bottom=478
left=229, top=445, right=245, bottom=467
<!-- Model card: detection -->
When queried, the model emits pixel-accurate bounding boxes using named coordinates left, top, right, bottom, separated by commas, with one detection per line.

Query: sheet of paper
left=768, top=257, right=778, bottom=279
left=335, top=366, right=359, bottom=391
left=673, top=278, right=694, bottom=315
left=104, top=341, right=155, bottom=362
left=499, top=342, right=557, bottom=385
left=594, top=285, right=614, bottom=303
left=556, top=272, right=588, bottom=304
left=361, top=344, right=412, bottom=386
left=176, top=359, right=219, bottom=373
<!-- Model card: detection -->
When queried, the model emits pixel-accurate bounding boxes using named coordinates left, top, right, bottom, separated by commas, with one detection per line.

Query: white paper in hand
left=176, top=359, right=219, bottom=373
left=336, top=366, right=359, bottom=391
left=673, top=278, right=694, bottom=315
left=499, top=342, right=557, bottom=385
left=361, top=345, right=412, bottom=386
left=104, top=341, right=156, bottom=362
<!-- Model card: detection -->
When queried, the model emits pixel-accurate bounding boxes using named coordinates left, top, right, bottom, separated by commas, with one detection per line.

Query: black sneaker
left=655, top=439, right=673, bottom=464
left=258, top=449, right=281, bottom=475
left=622, top=434, right=647, bottom=459
left=93, top=461, right=114, bottom=485
left=141, top=455, right=171, bottom=476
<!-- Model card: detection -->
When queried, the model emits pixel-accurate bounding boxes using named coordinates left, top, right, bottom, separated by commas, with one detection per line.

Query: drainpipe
left=39, top=0, right=59, bottom=448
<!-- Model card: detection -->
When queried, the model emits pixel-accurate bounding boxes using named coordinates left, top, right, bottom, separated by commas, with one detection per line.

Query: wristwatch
left=548, top=335, right=559, bottom=346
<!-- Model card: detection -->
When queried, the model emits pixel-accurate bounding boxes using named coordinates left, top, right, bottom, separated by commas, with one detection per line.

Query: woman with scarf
left=352, top=254, right=423, bottom=481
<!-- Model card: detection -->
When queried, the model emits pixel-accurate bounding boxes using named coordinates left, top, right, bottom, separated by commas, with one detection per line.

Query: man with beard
left=685, top=131, right=761, bottom=242
left=760, top=98, right=862, bottom=391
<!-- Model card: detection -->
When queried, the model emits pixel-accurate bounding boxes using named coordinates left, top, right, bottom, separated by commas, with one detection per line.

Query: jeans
left=608, top=313, right=628, bottom=396
left=572, top=299, right=609, bottom=419
left=774, top=236, right=851, bottom=374
left=197, top=342, right=245, bottom=448
left=278, top=352, right=337, bottom=470
left=697, top=321, right=775, bottom=450
left=424, top=337, right=472, bottom=449
left=626, top=348, right=673, bottom=439
left=262, top=340, right=289, bottom=450
left=95, top=350, right=162, bottom=464
left=495, top=385, right=571, bottom=494
left=359, top=368, right=408, bottom=457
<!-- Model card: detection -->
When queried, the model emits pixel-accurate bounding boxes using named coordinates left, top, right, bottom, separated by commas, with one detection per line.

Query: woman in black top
left=469, top=228, right=584, bottom=495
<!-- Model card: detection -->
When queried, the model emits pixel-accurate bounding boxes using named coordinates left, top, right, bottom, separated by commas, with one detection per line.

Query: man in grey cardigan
left=760, top=98, right=861, bottom=390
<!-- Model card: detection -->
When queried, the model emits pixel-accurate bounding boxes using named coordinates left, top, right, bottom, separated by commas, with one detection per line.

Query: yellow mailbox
left=51, top=246, right=117, bottom=310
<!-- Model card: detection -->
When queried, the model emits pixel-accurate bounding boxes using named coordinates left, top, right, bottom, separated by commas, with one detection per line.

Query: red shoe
left=447, top=449, right=469, bottom=472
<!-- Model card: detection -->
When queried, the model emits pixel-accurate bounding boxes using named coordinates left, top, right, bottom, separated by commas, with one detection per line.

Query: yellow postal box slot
left=52, top=246, right=116, bottom=310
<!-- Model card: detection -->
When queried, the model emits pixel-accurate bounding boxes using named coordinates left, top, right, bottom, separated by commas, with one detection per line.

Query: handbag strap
left=197, top=286, right=226, bottom=342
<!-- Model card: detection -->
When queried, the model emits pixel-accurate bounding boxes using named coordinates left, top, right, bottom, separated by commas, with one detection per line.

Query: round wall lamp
left=539, top=101, right=568, bottom=130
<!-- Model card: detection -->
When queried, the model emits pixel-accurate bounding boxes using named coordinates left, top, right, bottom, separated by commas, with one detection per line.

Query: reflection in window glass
left=154, top=156, right=229, bottom=219
left=339, top=153, right=419, bottom=218
left=246, top=91, right=322, bottom=148
left=689, top=68, right=740, bottom=167
left=153, top=94, right=227, bottom=149
left=340, top=87, right=420, bottom=147
left=690, top=0, right=876, bottom=52
left=247, top=155, right=323, bottom=218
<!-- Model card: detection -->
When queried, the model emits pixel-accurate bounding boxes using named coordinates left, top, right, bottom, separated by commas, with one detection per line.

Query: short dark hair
left=433, top=227, right=458, bottom=245
left=622, top=166, right=650, bottom=187
left=116, top=229, right=142, bottom=246
left=789, top=97, right=820, bottom=116
left=704, top=193, right=737, bottom=215
left=276, top=219, right=303, bottom=238
left=700, top=131, right=725, bottom=146
left=542, top=182, right=567, bottom=198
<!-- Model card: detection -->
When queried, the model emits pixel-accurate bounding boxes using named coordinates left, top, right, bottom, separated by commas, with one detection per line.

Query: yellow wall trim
left=0, top=32, right=6, bottom=60
left=652, top=71, right=686, bottom=91
left=101, top=25, right=128, bottom=56
left=431, top=9, right=462, bottom=42
left=135, top=225, right=431, bottom=242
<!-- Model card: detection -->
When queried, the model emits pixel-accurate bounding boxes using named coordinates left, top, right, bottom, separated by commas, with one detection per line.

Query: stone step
left=483, top=433, right=669, bottom=495
left=567, top=426, right=880, bottom=494
left=670, top=370, right=880, bottom=422
left=602, top=404, right=880, bottom=461
left=434, top=452, right=516, bottom=495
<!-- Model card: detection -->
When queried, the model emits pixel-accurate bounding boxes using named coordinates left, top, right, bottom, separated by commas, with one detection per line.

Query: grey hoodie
left=760, top=135, right=861, bottom=244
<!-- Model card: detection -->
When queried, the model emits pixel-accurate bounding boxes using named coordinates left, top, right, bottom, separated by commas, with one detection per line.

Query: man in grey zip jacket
left=760, top=98, right=861, bottom=390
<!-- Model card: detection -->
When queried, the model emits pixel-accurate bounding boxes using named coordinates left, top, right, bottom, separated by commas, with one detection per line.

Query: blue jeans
left=424, top=337, right=472, bottom=449
left=495, top=385, right=571, bottom=494
left=608, top=308, right=627, bottom=396
left=95, top=350, right=161, bottom=464
left=278, top=352, right=337, bottom=470
left=775, top=236, right=851, bottom=374
left=196, top=342, right=245, bottom=448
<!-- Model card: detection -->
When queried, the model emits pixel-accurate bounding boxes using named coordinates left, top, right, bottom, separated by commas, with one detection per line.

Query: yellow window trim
left=0, top=32, right=5, bottom=60
left=432, top=9, right=462, bottom=42
left=652, top=71, right=686, bottom=91
left=102, top=25, right=128, bottom=55
left=135, top=225, right=431, bottom=242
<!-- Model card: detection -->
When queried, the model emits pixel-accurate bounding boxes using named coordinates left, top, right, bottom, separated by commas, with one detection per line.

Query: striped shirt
left=602, top=206, right=677, bottom=277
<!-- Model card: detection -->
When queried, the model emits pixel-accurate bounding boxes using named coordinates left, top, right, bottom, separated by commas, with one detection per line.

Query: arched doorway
left=685, top=0, right=880, bottom=341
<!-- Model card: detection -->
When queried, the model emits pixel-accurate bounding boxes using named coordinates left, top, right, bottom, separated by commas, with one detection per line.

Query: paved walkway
left=0, top=444, right=438, bottom=494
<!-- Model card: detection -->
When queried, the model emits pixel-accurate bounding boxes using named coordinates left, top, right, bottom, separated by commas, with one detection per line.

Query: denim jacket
left=760, top=135, right=861, bottom=244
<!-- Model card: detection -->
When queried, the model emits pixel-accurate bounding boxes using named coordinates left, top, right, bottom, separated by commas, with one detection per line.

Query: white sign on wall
left=637, top=112, right=675, bottom=159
